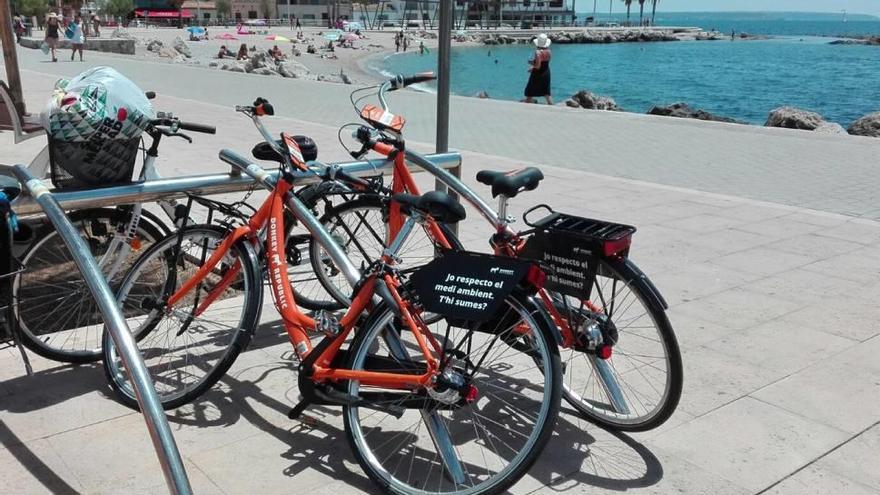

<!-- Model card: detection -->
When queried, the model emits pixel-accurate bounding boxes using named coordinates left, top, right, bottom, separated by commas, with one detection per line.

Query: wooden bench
left=0, top=81, right=44, bottom=143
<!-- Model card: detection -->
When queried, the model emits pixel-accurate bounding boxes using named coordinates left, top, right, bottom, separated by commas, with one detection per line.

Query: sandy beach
left=91, top=26, right=447, bottom=85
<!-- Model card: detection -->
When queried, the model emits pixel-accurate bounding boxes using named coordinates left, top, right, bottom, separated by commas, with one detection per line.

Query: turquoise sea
left=377, top=12, right=880, bottom=125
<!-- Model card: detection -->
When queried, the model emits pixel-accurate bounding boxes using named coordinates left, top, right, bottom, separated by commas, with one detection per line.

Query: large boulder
left=245, top=51, right=270, bottom=72
left=648, top=102, right=744, bottom=124
left=172, top=36, right=192, bottom=58
left=848, top=112, right=880, bottom=137
left=278, top=60, right=310, bottom=78
left=110, top=28, right=134, bottom=40
left=157, top=47, right=180, bottom=59
left=568, top=90, right=620, bottom=111
left=765, top=106, right=826, bottom=130
left=814, top=122, right=847, bottom=134
left=252, top=67, right=279, bottom=76
left=474, top=90, right=490, bottom=99
left=220, top=62, right=247, bottom=73
left=145, top=39, right=163, bottom=52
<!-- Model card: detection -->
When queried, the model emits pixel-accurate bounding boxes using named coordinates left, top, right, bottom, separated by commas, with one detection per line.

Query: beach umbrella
left=323, top=29, right=342, bottom=41
left=186, top=26, right=206, bottom=35
left=266, top=34, right=291, bottom=42
left=216, top=33, right=238, bottom=40
left=341, top=32, right=359, bottom=42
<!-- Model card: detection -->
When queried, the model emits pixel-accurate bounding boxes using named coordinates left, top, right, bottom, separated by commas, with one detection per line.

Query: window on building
left=235, top=12, right=242, bottom=19
left=549, top=0, right=562, bottom=7
left=248, top=10, right=257, bottom=18
left=203, top=12, right=210, bottom=19
left=523, top=0, right=530, bottom=7
left=321, top=12, right=328, bottom=19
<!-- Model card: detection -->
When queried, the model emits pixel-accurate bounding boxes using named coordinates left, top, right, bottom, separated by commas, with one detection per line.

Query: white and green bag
left=41, top=67, right=155, bottom=188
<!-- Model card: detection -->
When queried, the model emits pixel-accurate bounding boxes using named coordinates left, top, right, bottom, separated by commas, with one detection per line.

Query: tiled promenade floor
left=1, top=55, right=879, bottom=494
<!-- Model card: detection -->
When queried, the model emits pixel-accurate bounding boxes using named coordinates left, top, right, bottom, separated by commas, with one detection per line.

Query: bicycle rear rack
left=524, top=204, right=637, bottom=257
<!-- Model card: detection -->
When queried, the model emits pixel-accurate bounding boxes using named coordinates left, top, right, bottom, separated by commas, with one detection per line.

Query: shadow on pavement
left=0, top=421, right=80, bottom=494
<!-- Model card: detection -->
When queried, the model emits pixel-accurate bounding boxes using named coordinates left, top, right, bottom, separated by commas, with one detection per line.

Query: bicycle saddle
left=251, top=135, right=318, bottom=163
left=0, top=175, right=21, bottom=201
left=475, top=167, right=544, bottom=198
left=392, top=190, right=466, bottom=224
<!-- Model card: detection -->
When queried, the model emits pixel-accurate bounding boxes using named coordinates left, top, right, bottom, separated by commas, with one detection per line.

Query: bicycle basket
left=48, top=136, right=139, bottom=189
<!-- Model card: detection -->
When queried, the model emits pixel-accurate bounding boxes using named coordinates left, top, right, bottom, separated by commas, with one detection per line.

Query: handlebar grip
left=398, top=72, right=436, bottom=88
left=177, top=121, right=216, bottom=134
left=145, top=91, right=156, bottom=99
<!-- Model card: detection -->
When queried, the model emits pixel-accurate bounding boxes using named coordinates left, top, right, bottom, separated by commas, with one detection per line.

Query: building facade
left=233, top=0, right=277, bottom=20
left=275, top=0, right=352, bottom=24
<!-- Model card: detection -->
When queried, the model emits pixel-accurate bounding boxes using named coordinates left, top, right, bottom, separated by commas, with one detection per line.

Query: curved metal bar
left=10, top=165, right=193, bottom=495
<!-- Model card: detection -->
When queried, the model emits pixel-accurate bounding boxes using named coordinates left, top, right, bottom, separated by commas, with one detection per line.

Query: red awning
left=134, top=9, right=193, bottom=18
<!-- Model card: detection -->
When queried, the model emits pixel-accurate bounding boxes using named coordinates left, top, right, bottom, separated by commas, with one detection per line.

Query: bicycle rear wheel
left=343, top=292, right=561, bottom=495
left=102, top=225, right=262, bottom=410
left=557, top=257, right=682, bottom=431
left=14, top=208, right=165, bottom=363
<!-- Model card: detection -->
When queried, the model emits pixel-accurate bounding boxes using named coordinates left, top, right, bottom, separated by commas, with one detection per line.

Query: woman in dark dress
left=523, top=33, right=553, bottom=105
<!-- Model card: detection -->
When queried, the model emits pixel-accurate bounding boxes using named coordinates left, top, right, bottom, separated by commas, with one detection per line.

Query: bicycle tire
left=102, top=225, right=263, bottom=410
left=14, top=208, right=166, bottom=363
left=306, top=195, right=462, bottom=310
left=343, top=291, right=562, bottom=495
left=559, top=257, right=682, bottom=431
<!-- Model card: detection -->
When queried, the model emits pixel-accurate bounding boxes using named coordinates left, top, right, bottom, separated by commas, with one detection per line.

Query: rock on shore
left=829, top=36, right=880, bottom=46
left=848, top=112, right=880, bottom=137
left=565, top=90, right=620, bottom=111
left=648, top=102, right=744, bottom=124
left=765, top=107, right=828, bottom=130
left=172, top=36, right=192, bottom=58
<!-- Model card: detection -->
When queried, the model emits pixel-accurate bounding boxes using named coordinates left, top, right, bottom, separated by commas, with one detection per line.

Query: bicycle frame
left=163, top=162, right=441, bottom=391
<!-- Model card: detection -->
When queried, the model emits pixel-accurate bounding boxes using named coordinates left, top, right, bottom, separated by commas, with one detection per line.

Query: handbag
left=65, top=25, right=75, bottom=39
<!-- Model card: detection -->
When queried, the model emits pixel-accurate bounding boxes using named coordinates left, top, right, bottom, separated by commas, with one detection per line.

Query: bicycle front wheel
left=558, top=257, right=682, bottom=431
left=343, top=292, right=562, bottom=495
left=102, top=225, right=263, bottom=410
left=14, top=208, right=165, bottom=363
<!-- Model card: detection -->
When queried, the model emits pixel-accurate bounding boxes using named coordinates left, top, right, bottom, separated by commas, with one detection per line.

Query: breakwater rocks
left=210, top=51, right=351, bottom=83
left=648, top=103, right=745, bottom=124
left=468, top=28, right=768, bottom=46
left=562, top=90, right=877, bottom=138
left=848, top=113, right=880, bottom=137
left=829, top=36, right=880, bottom=46
left=565, top=90, right=621, bottom=111
left=765, top=106, right=846, bottom=134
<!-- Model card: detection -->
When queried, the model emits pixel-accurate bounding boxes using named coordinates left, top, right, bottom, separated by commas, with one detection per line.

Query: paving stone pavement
left=2, top=63, right=880, bottom=494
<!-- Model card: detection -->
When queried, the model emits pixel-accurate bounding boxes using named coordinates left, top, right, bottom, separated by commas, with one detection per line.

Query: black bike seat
left=475, top=167, right=544, bottom=198
left=392, top=190, right=466, bottom=224
left=0, top=175, right=21, bottom=201
left=251, top=135, right=318, bottom=163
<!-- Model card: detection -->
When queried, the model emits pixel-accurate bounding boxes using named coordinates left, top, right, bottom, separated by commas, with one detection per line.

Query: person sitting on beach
left=236, top=43, right=249, bottom=60
left=269, top=44, right=285, bottom=61
left=217, top=45, right=234, bottom=58
left=522, top=33, right=553, bottom=105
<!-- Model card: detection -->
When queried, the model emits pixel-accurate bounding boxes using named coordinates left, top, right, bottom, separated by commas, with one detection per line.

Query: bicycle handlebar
left=393, top=72, right=436, bottom=90
left=177, top=121, right=216, bottom=134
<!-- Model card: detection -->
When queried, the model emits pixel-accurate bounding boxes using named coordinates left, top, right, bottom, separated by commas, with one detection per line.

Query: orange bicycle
left=104, top=101, right=564, bottom=494
left=304, top=74, right=682, bottom=432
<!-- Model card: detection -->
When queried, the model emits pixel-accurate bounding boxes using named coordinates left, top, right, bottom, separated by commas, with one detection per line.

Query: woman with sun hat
left=523, top=33, right=553, bottom=105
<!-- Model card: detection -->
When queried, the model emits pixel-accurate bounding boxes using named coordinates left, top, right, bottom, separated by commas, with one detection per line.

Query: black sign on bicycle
left=408, top=251, right=531, bottom=322
left=520, top=230, right=598, bottom=300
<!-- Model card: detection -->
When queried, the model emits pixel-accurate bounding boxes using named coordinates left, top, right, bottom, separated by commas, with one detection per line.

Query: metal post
left=11, top=165, right=193, bottom=495
left=0, top=0, right=25, bottom=114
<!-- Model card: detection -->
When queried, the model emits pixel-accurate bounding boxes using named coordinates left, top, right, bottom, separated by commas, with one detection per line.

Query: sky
left=645, top=0, right=880, bottom=16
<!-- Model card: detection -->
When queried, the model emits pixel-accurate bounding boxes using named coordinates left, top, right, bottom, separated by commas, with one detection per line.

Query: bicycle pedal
left=288, top=400, right=311, bottom=420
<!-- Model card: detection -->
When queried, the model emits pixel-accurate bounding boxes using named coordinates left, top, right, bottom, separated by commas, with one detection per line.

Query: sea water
left=377, top=13, right=880, bottom=125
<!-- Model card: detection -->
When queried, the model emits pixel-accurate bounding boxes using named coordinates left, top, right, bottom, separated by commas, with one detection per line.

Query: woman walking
left=523, top=33, right=553, bottom=105
left=45, top=12, right=60, bottom=62
left=68, top=15, right=85, bottom=61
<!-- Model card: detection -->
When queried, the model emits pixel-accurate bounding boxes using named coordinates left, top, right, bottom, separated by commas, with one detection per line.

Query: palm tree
left=620, top=0, right=631, bottom=24
left=651, top=0, right=659, bottom=24
left=638, top=0, right=645, bottom=25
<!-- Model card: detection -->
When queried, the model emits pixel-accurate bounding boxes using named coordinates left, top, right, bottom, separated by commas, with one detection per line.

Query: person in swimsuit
left=523, top=33, right=553, bottom=105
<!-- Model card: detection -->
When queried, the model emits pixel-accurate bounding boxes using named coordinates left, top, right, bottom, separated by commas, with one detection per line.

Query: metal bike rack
left=10, top=165, right=193, bottom=495
left=10, top=152, right=462, bottom=217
